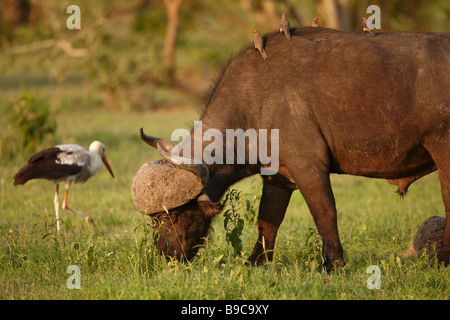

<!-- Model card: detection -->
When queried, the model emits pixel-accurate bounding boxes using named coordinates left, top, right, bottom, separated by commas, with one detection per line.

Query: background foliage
left=1, top=0, right=449, bottom=112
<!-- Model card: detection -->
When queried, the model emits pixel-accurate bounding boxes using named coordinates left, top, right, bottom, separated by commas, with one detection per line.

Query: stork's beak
left=102, top=155, right=115, bottom=178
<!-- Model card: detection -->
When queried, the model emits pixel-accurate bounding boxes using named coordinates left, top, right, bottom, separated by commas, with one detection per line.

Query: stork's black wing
left=13, top=147, right=82, bottom=185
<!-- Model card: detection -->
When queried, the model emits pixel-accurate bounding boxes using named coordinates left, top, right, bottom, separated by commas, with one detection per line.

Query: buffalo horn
left=139, top=127, right=176, bottom=153
left=139, top=127, right=209, bottom=186
left=156, top=143, right=209, bottom=186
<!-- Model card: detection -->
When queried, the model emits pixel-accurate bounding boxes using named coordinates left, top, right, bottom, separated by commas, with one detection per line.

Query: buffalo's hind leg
left=248, top=179, right=293, bottom=265
left=296, top=172, right=346, bottom=271
left=425, top=137, right=450, bottom=266
left=281, top=126, right=345, bottom=271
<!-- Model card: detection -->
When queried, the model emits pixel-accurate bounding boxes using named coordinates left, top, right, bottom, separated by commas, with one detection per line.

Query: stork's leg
left=54, top=184, right=61, bottom=232
left=62, top=182, right=93, bottom=225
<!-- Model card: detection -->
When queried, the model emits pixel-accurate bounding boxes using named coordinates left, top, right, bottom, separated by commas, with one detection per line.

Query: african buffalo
left=132, top=27, right=449, bottom=271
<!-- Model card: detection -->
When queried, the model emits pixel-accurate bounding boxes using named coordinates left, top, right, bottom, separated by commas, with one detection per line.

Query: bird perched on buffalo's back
left=361, top=17, right=374, bottom=35
left=312, top=17, right=320, bottom=28
left=279, top=13, right=291, bottom=40
left=252, top=29, right=268, bottom=60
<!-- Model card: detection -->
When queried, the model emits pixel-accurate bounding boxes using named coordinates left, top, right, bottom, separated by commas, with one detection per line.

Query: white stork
left=13, top=141, right=114, bottom=231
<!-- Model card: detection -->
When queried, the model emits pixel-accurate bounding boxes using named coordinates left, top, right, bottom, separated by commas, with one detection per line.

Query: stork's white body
left=54, top=144, right=104, bottom=184
left=14, top=141, right=114, bottom=231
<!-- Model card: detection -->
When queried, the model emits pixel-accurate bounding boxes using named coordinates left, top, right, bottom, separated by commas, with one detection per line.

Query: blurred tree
left=316, top=0, right=351, bottom=30
left=0, top=0, right=448, bottom=113
left=0, top=0, right=39, bottom=41
left=4, top=0, right=31, bottom=25
left=164, top=0, right=182, bottom=85
left=279, top=0, right=310, bottom=26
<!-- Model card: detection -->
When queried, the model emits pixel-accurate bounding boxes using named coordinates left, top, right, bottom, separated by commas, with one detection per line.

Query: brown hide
left=136, top=28, right=449, bottom=269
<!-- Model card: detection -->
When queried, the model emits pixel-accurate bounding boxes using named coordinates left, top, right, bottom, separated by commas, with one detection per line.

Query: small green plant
left=241, top=188, right=261, bottom=225
left=1, top=90, right=56, bottom=162
left=133, top=213, right=164, bottom=275
left=223, top=189, right=245, bottom=258
left=304, top=227, right=324, bottom=272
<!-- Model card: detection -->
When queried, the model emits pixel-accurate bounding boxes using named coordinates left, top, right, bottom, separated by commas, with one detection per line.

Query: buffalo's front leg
left=248, top=180, right=293, bottom=265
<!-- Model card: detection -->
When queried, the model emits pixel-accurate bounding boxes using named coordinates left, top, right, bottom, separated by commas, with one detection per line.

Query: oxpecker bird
left=252, top=29, right=268, bottom=60
left=361, top=17, right=374, bottom=35
left=312, top=18, right=320, bottom=28
left=279, top=13, right=291, bottom=40
left=13, top=141, right=114, bottom=231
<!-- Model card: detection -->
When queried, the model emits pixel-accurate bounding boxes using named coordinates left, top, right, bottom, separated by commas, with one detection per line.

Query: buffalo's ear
left=197, top=194, right=223, bottom=217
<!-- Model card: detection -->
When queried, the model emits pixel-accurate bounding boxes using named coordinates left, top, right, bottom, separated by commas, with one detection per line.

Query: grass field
left=1, top=104, right=449, bottom=301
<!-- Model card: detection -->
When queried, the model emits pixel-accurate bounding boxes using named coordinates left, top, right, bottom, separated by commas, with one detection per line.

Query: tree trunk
left=316, top=0, right=350, bottom=30
left=163, top=0, right=182, bottom=85
left=316, top=0, right=339, bottom=29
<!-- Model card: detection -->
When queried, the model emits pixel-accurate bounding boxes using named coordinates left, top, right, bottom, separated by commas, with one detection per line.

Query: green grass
left=1, top=0, right=449, bottom=301
left=1, top=107, right=449, bottom=300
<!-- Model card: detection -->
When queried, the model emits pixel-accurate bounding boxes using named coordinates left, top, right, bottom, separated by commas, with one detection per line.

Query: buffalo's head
left=131, top=128, right=222, bottom=260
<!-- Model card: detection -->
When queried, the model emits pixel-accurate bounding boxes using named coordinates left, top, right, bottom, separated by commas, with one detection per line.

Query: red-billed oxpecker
left=279, top=13, right=291, bottom=40
left=13, top=141, right=114, bottom=231
left=361, top=17, right=375, bottom=35
left=312, top=18, right=320, bottom=28
left=252, top=29, right=268, bottom=60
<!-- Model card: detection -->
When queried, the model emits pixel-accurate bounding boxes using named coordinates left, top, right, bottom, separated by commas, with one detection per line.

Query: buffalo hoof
left=436, top=243, right=450, bottom=267
left=323, top=258, right=346, bottom=273
left=247, top=253, right=268, bottom=266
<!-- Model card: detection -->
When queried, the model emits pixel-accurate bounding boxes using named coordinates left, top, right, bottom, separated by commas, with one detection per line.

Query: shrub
left=1, top=90, right=56, bottom=163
